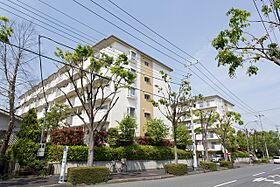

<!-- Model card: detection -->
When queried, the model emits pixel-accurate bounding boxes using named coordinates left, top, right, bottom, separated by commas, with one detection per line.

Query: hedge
left=67, top=166, right=110, bottom=185
left=164, top=163, right=188, bottom=176
left=200, top=161, right=217, bottom=171
left=233, top=151, right=250, bottom=158
left=46, top=145, right=192, bottom=162
left=220, top=160, right=234, bottom=169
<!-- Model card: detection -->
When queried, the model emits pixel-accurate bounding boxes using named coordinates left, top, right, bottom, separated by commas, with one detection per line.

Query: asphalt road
left=93, top=164, right=280, bottom=187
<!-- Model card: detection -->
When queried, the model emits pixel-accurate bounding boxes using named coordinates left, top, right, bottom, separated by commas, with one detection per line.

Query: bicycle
left=109, top=159, right=127, bottom=173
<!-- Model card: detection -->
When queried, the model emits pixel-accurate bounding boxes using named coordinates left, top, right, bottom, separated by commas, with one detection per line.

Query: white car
left=273, top=156, right=280, bottom=164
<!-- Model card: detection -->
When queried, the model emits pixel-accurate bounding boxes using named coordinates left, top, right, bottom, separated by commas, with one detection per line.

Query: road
left=93, top=164, right=280, bottom=187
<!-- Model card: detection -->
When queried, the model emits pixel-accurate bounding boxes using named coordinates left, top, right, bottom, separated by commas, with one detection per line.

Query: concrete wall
left=51, top=159, right=192, bottom=175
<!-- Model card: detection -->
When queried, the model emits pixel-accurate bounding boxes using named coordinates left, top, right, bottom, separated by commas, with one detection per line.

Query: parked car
left=273, top=156, right=280, bottom=164
left=211, top=154, right=224, bottom=162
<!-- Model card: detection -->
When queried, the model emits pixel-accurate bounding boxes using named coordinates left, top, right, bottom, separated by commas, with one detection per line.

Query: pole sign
left=58, top=146, right=68, bottom=183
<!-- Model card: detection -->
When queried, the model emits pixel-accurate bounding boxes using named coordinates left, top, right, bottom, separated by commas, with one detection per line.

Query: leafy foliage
left=67, top=166, right=110, bottom=185
left=212, top=3, right=280, bottom=77
left=176, top=124, right=192, bottom=149
left=107, top=128, right=119, bottom=147
left=46, top=145, right=192, bottom=162
left=145, top=119, right=169, bottom=145
left=51, top=127, right=84, bottom=145
left=164, top=163, right=188, bottom=175
left=200, top=161, right=217, bottom=171
left=0, top=16, right=13, bottom=43
left=117, top=115, right=136, bottom=146
left=220, top=160, right=234, bottom=169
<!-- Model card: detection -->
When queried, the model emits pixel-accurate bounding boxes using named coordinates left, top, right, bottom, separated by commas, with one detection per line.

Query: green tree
left=212, top=2, right=280, bottom=77
left=176, top=123, right=192, bottom=149
left=107, top=128, right=119, bottom=147
left=214, top=111, right=243, bottom=159
left=8, top=109, right=40, bottom=166
left=145, top=119, right=169, bottom=145
left=45, top=103, right=71, bottom=131
left=236, top=130, right=248, bottom=151
left=117, top=115, right=136, bottom=145
left=151, top=71, right=195, bottom=164
left=55, top=46, right=136, bottom=166
left=0, top=16, right=13, bottom=43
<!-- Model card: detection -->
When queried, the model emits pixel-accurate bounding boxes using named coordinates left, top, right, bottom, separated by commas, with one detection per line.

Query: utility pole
left=257, top=114, right=269, bottom=158
left=276, top=125, right=280, bottom=141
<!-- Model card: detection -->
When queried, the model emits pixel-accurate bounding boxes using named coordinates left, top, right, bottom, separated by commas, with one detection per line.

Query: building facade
left=17, top=35, right=172, bottom=136
left=185, top=95, right=234, bottom=153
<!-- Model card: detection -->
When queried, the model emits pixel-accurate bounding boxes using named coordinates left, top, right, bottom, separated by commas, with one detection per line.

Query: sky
left=1, top=0, right=279, bottom=131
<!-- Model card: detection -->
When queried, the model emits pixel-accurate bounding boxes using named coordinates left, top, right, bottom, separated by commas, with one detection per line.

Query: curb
left=107, top=174, right=173, bottom=184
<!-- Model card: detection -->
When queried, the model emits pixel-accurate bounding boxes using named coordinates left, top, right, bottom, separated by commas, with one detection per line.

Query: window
left=69, top=97, right=75, bottom=106
left=198, top=101, right=204, bottom=108
left=144, top=112, right=151, bottom=120
left=130, top=51, right=136, bottom=60
left=144, top=61, right=149, bottom=67
left=144, top=94, right=151, bottom=101
left=130, top=68, right=136, bottom=73
left=144, top=77, right=151, bottom=84
left=127, top=107, right=136, bottom=117
left=55, top=89, right=62, bottom=97
left=128, top=87, right=136, bottom=97
left=96, top=104, right=108, bottom=110
left=66, top=115, right=73, bottom=125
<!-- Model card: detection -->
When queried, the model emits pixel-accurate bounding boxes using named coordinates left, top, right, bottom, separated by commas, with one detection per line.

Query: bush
left=200, top=161, right=217, bottom=171
left=136, top=136, right=151, bottom=145
left=220, top=160, right=234, bottom=169
left=260, top=158, right=269, bottom=163
left=145, top=119, right=169, bottom=146
left=118, top=115, right=136, bottom=146
left=51, top=128, right=84, bottom=146
left=67, top=166, right=110, bottom=185
left=46, top=145, right=192, bottom=162
left=164, top=164, right=187, bottom=176
left=107, top=128, right=119, bottom=147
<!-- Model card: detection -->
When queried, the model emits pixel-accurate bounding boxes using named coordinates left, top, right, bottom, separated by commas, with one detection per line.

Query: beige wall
left=139, top=57, right=154, bottom=136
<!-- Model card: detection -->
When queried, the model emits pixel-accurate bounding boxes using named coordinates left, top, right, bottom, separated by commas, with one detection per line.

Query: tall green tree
left=145, top=119, right=169, bottom=145
left=212, top=1, right=280, bottom=77
left=176, top=123, right=192, bottom=149
left=151, top=71, right=195, bottom=164
left=214, top=111, right=243, bottom=159
left=55, top=46, right=136, bottom=166
left=117, top=115, right=136, bottom=145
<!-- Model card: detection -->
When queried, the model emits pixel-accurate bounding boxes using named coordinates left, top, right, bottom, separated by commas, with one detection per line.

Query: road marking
left=273, top=167, right=280, bottom=171
left=253, top=172, right=265, bottom=176
left=253, top=177, right=266, bottom=182
left=213, top=180, right=237, bottom=187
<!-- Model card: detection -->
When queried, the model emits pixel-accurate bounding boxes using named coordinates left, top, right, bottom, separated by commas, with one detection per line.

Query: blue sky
left=1, top=0, right=279, bottom=130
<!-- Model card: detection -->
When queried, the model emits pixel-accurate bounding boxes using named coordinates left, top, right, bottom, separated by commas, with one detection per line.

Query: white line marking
left=253, top=172, right=266, bottom=176
left=273, top=167, right=280, bottom=171
left=213, top=180, right=237, bottom=187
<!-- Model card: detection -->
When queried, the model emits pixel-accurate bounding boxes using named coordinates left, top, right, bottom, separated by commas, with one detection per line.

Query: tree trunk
left=87, top=129, right=95, bottom=166
left=205, top=129, right=209, bottom=161
left=173, top=125, right=178, bottom=164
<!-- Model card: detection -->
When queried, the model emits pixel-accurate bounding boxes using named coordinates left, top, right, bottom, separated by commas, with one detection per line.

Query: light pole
left=256, top=114, right=269, bottom=158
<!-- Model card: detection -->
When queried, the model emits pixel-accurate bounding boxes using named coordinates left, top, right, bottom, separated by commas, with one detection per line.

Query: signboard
left=37, top=143, right=46, bottom=157
left=58, top=146, right=68, bottom=183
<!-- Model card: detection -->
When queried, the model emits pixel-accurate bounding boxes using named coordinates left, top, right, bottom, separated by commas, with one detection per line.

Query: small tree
left=107, top=127, right=119, bottom=147
left=194, top=109, right=219, bottom=161
left=55, top=46, right=136, bottom=166
left=176, top=123, right=192, bottom=149
left=117, top=115, right=136, bottom=146
left=145, top=119, right=169, bottom=145
left=214, top=111, right=243, bottom=160
left=152, top=71, right=194, bottom=164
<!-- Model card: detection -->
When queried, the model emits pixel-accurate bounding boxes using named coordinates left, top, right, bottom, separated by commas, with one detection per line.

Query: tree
left=176, top=123, right=192, bottom=149
left=235, top=130, right=248, bottom=151
left=151, top=71, right=194, bottom=164
left=55, top=47, right=136, bottom=166
left=145, top=119, right=169, bottom=145
left=214, top=111, right=243, bottom=159
left=194, top=109, right=219, bottom=161
left=45, top=103, right=71, bottom=131
left=212, top=1, right=280, bottom=77
left=0, top=19, right=36, bottom=164
left=117, top=115, right=136, bottom=145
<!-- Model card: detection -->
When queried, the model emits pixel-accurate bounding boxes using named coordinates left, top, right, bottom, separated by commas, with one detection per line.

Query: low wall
left=51, top=159, right=192, bottom=175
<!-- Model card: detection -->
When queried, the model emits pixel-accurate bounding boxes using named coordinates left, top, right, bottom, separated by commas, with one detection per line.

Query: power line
left=105, top=0, right=260, bottom=114
left=38, top=0, right=106, bottom=37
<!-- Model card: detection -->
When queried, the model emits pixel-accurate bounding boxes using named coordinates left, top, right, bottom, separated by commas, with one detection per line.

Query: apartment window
left=66, top=115, right=73, bottom=125
left=144, top=94, right=151, bottom=101
left=96, top=104, right=108, bottom=110
left=69, top=97, right=75, bottom=106
left=69, top=82, right=75, bottom=90
left=55, top=88, right=62, bottom=97
left=127, top=107, right=136, bottom=117
left=130, top=51, right=136, bottom=60
left=130, top=68, right=136, bottom=74
left=128, top=87, right=136, bottom=97
left=144, top=61, right=149, bottom=67
left=198, top=101, right=204, bottom=108
left=144, top=112, right=151, bottom=120
left=144, top=77, right=151, bottom=84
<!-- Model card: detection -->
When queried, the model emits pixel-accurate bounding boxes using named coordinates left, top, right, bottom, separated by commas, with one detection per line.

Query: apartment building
left=185, top=95, right=234, bottom=153
left=17, top=35, right=172, bottom=136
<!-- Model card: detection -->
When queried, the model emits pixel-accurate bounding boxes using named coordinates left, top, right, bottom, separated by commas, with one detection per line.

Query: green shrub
left=220, top=160, right=234, bottom=169
left=164, top=163, right=187, bottom=176
left=200, top=161, right=217, bottom=171
left=67, top=166, right=110, bottom=185
left=260, top=158, right=269, bottom=163
left=46, top=145, right=192, bottom=162
left=107, top=128, right=119, bottom=147
left=253, top=159, right=261, bottom=164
